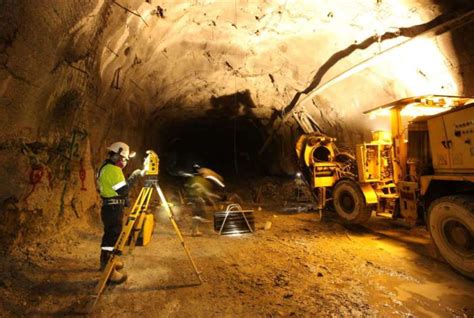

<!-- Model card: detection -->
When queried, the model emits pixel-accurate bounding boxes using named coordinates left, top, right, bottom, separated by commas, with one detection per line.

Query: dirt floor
left=1, top=203, right=474, bottom=317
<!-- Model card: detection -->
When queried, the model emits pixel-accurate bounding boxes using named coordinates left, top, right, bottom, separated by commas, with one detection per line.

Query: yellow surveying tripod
left=89, top=150, right=202, bottom=311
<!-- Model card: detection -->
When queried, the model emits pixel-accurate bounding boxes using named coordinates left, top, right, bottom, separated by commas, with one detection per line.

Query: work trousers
left=100, top=204, right=124, bottom=250
left=189, top=196, right=207, bottom=218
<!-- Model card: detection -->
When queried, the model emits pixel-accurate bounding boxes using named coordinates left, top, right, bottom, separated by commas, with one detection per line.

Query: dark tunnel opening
left=157, top=116, right=268, bottom=180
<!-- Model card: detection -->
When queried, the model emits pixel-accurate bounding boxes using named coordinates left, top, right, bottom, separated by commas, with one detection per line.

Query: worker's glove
left=131, top=169, right=145, bottom=177
left=128, top=169, right=145, bottom=186
left=177, top=171, right=193, bottom=178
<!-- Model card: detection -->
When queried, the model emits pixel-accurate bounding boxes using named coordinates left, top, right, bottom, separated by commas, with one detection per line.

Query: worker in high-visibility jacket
left=96, top=141, right=144, bottom=284
left=184, top=164, right=225, bottom=236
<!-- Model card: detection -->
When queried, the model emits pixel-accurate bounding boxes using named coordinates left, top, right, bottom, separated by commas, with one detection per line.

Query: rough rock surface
left=1, top=2, right=474, bottom=312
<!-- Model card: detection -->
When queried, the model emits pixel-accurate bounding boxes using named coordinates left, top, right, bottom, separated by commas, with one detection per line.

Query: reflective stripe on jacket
left=98, top=163, right=126, bottom=198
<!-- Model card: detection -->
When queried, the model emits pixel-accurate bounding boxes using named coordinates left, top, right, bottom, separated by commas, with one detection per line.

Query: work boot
left=100, top=250, right=124, bottom=271
left=191, top=218, right=203, bottom=237
left=114, top=256, right=124, bottom=271
left=191, top=223, right=203, bottom=237
left=191, top=229, right=203, bottom=237
left=108, top=268, right=128, bottom=285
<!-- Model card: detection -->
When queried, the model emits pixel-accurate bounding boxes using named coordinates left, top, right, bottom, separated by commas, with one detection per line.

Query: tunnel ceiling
left=97, top=0, right=472, bottom=125
left=2, top=0, right=474, bottom=136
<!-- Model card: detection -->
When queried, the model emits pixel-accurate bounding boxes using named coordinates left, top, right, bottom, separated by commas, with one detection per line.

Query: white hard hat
left=106, top=142, right=136, bottom=160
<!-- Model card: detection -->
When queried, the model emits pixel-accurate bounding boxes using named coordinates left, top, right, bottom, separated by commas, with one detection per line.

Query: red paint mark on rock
left=24, top=165, right=44, bottom=202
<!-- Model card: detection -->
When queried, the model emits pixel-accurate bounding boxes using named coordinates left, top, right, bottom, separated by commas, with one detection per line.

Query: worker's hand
left=178, top=171, right=193, bottom=177
left=127, top=169, right=145, bottom=187
left=131, top=169, right=145, bottom=178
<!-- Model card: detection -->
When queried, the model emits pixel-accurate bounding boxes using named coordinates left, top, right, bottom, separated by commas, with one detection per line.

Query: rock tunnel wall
left=0, top=0, right=119, bottom=252
left=1, top=0, right=474, bottom=249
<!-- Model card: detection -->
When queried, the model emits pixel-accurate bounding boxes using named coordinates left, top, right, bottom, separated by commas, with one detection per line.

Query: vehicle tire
left=333, top=179, right=373, bottom=224
left=428, top=195, right=474, bottom=279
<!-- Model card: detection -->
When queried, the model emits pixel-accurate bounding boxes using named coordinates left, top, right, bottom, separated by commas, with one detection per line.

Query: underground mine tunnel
left=1, top=0, right=474, bottom=316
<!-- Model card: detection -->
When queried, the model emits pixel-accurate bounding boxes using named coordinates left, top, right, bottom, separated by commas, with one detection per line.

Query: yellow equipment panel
left=428, top=115, right=451, bottom=170
left=144, top=150, right=160, bottom=176
left=357, top=144, right=381, bottom=182
left=312, top=163, right=339, bottom=188
left=428, top=104, right=474, bottom=173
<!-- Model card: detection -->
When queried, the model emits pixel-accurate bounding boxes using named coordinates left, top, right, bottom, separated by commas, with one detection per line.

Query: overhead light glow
left=369, top=105, right=451, bottom=119
left=369, top=107, right=392, bottom=119
left=366, top=96, right=469, bottom=120
left=400, top=103, right=452, bottom=117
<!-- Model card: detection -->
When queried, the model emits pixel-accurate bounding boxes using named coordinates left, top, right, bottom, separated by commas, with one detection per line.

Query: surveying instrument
left=89, top=150, right=202, bottom=311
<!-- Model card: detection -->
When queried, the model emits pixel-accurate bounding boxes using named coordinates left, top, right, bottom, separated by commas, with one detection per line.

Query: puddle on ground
left=370, top=274, right=474, bottom=316
left=396, top=281, right=467, bottom=302
left=344, top=221, right=474, bottom=317
left=362, top=239, right=474, bottom=317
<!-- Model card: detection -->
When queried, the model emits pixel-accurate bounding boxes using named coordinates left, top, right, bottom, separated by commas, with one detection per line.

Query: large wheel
left=333, top=179, right=373, bottom=224
left=428, top=195, right=474, bottom=278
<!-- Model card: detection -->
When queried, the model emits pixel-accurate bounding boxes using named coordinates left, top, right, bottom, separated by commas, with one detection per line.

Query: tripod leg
left=89, top=187, right=153, bottom=312
left=154, top=182, right=203, bottom=284
left=129, top=187, right=154, bottom=252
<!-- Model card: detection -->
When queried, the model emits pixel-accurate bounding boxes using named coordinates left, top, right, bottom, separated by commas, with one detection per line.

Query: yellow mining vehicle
left=296, top=95, right=474, bottom=277
left=295, top=133, right=357, bottom=212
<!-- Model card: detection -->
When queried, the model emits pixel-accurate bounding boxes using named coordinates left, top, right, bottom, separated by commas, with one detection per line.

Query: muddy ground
left=1, top=203, right=473, bottom=317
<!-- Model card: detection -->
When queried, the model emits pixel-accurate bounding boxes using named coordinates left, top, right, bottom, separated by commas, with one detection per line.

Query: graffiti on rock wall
left=59, top=128, right=89, bottom=216
left=23, top=164, right=53, bottom=204
left=3, top=128, right=90, bottom=203
left=61, top=129, right=88, bottom=180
